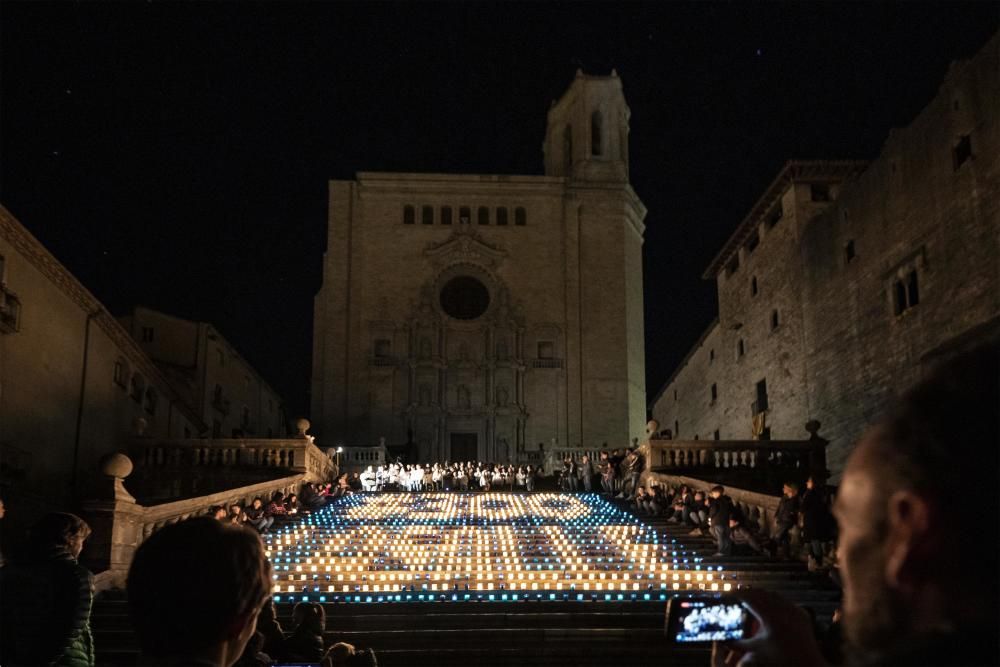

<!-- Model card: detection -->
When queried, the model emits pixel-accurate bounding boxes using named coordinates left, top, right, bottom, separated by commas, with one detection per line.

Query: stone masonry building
left=119, top=306, right=289, bottom=439
left=311, top=71, right=648, bottom=462
left=651, top=33, right=999, bottom=478
left=0, top=206, right=204, bottom=525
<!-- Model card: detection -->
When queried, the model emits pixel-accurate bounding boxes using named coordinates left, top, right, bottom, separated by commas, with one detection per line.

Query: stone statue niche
left=456, top=384, right=471, bottom=409
left=495, top=384, right=510, bottom=407
left=496, top=337, right=509, bottom=360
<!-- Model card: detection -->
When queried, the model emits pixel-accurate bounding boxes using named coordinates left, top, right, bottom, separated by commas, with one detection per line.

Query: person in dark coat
left=0, top=512, right=95, bottom=667
left=707, top=486, right=735, bottom=556
left=284, top=602, right=326, bottom=662
left=771, top=482, right=801, bottom=556
left=799, top=475, right=835, bottom=569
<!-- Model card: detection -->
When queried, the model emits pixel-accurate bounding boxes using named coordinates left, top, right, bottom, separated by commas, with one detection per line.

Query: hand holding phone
left=665, top=594, right=752, bottom=643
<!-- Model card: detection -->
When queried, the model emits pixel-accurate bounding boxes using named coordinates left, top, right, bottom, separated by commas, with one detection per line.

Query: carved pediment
left=424, top=227, right=507, bottom=268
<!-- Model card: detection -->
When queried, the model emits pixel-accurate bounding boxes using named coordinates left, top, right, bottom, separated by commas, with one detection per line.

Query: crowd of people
left=356, top=461, right=540, bottom=492
left=0, top=345, right=995, bottom=667
left=626, top=476, right=836, bottom=568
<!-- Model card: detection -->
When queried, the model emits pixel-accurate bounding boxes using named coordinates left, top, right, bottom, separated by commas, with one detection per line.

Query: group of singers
left=357, top=461, right=538, bottom=492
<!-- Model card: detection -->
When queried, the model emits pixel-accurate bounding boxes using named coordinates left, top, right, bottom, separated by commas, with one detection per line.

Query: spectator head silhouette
left=31, top=511, right=91, bottom=557
left=835, top=344, right=999, bottom=658
left=127, top=517, right=272, bottom=667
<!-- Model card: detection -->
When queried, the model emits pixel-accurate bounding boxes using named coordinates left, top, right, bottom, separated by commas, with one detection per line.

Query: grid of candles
left=266, top=493, right=737, bottom=603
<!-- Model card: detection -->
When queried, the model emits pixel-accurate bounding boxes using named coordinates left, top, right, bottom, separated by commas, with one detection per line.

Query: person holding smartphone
left=708, top=346, right=998, bottom=667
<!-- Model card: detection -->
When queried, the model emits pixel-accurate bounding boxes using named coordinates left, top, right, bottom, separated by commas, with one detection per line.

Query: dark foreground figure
left=714, top=344, right=999, bottom=667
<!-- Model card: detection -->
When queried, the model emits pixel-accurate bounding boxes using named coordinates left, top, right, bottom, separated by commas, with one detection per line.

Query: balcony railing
left=532, top=358, right=563, bottom=369
left=369, top=357, right=396, bottom=367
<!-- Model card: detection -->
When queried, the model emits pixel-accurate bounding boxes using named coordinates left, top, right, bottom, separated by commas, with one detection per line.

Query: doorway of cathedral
left=449, top=432, right=478, bottom=462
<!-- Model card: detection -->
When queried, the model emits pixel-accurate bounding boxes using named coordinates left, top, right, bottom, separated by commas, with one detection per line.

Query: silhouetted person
left=283, top=602, right=326, bottom=662
left=127, top=517, right=272, bottom=666
left=0, top=512, right=95, bottom=666
left=714, top=344, right=1000, bottom=667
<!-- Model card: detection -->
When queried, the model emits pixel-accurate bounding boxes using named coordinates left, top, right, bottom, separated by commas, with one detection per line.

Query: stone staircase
left=91, top=497, right=840, bottom=666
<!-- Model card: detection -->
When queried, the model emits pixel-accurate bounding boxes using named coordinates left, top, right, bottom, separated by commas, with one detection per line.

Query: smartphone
left=664, top=594, right=753, bottom=643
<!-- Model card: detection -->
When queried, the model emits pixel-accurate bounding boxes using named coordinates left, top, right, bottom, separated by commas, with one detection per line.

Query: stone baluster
left=81, top=453, right=143, bottom=590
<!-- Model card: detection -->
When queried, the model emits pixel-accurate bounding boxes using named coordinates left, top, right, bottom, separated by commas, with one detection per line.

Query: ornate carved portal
left=385, top=226, right=530, bottom=462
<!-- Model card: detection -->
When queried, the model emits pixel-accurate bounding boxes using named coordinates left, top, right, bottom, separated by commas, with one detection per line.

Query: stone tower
left=311, top=72, right=647, bottom=462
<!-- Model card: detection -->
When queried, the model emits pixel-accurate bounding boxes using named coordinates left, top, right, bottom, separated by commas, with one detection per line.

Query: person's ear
left=883, top=490, right=934, bottom=594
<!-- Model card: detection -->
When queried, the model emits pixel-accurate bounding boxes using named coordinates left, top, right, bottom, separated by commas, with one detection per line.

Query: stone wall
left=799, top=33, right=1000, bottom=473
left=650, top=33, right=1000, bottom=480
left=0, top=206, right=202, bottom=529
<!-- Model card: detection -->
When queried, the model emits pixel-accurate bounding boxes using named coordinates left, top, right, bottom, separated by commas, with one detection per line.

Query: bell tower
left=543, top=69, right=630, bottom=182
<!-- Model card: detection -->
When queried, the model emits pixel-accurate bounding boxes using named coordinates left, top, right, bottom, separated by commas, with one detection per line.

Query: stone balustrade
left=82, top=452, right=307, bottom=592
left=128, top=437, right=337, bottom=483
left=639, top=420, right=829, bottom=492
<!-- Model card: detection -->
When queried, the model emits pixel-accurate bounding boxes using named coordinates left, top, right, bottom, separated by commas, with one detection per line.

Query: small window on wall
left=766, top=203, right=783, bottom=228
left=537, top=341, right=555, bottom=359
left=422, top=206, right=434, bottom=225
left=810, top=184, right=831, bottom=202
left=737, top=339, right=745, bottom=358
left=953, top=134, right=972, bottom=170
left=374, top=339, right=392, bottom=357
left=403, top=205, right=415, bottom=225
left=892, top=270, right=920, bottom=316
left=459, top=207, right=471, bottom=224
left=514, top=207, right=526, bottom=226
left=713, top=429, right=720, bottom=441
left=709, top=349, right=715, bottom=362
left=441, top=206, right=453, bottom=225
left=591, top=111, right=603, bottom=156
left=113, top=360, right=127, bottom=388
left=674, top=420, right=679, bottom=438
left=845, top=239, right=856, bottom=264
left=478, top=207, right=489, bottom=225
left=770, top=310, right=780, bottom=330
left=144, top=388, right=157, bottom=415
left=141, top=327, right=154, bottom=342
left=750, top=276, right=758, bottom=297
left=496, top=207, right=508, bottom=225
left=710, top=383, right=718, bottom=402
left=725, top=255, right=740, bottom=277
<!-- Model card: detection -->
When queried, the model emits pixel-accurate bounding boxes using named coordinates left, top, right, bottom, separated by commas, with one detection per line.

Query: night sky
left=2, top=2, right=997, bottom=419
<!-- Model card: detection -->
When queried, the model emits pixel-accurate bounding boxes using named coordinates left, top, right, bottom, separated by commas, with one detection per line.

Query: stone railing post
left=81, top=453, right=144, bottom=590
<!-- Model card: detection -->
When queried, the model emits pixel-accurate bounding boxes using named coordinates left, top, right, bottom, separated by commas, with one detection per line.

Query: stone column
left=81, top=453, right=144, bottom=591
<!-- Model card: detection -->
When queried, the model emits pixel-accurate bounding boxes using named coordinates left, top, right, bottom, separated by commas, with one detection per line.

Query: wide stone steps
left=92, top=494, right=840, bottom=666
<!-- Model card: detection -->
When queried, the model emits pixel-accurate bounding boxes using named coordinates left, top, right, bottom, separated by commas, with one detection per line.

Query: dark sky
left=2, top=2, right=997, bottom=418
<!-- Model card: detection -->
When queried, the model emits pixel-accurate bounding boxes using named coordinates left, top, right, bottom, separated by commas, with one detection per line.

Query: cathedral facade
left=311, top=72, right=647, bottom=462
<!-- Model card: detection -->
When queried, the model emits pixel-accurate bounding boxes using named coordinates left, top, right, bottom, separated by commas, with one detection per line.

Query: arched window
left=563, top=124, right=573, bottom=173
left=496, top=207, right=508, bottom=226
left=440, top=206, right=453, bottom=225
left=591, top=111, right=603, bottom=156
left=422, top=205, right=433, bottom=225
left=514, top=207, right=526, bottom=226
left=403, top=205, right=415, bottom=225
left=477, top=207, right=489, bottom=225
left=459, top=207, right=471, bottom=224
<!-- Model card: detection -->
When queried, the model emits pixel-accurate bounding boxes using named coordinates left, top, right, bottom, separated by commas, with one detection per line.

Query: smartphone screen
left=665, top=596, right=751, bottom=643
